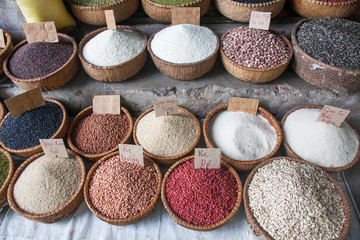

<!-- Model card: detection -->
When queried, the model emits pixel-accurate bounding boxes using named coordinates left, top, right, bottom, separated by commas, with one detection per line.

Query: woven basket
left=203, top=103, right=282, bottom=171
left=0, top=101, right=7, bottom=123
left=84, top=151, right=162, bottom=225
left=141, top=0, right=211, bottom=23
left=243, top=156, right=351, bottom=240
left=0, top=148, right=14, bottom=207
left=220, top=27, right=292, bottom=83
left=289, top=0, right=360, bottom=18
left=0, top=98, right=69, bottom=158
left=78, top=26, right=147, bottom=82
left=7, top=149, right=86, bottom=223
left=214, top=0, right=285, bottom=22
left=161, top=155, right=242, bottom=231
left=3, top=33, right=79, bottom=92
left=281, top=105, right=360, bottom=173
left=0, top=30, right=13, bottom=75
left=133, top=106, right=201, bottom=166
left=147, top=25, right=219, bottom=80
left=291, top=19, right=360, bottom=93
left=68, top=0, right=139, bottom=25
left=67, top=106, right=133, bottom=162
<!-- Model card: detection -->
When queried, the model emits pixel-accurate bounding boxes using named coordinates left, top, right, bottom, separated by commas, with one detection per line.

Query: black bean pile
left=296, top=18, right=360, bottom=70
left=0, top=101, right=63, bottom=150
left=8, top=36, right=73, bottom=79
left=231, top=0, right=273, bottom=3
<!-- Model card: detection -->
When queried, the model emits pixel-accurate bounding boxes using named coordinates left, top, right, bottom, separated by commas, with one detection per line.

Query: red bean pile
left=165, top=159, right=238, bottom=226
left=222, top=27, right=290, bottom=69
left=89, top=156, right=158, bottom=219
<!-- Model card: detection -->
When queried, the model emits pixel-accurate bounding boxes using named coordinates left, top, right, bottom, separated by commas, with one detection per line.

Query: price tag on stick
left=0, top=29, right=5, bottom=48
left=119, top=144, right=144, bottom=167
left=194, top=148, right=221, bottom=169
left=23, top=21, right=58, bottom=44
left=316, top=105, right=350, bottom=127
left=172, top=7, right=200, bottom=26
left=93, top=95, right=121, bottom=115
left=249, top=11, right=271, bottom=31
left=227, top=97, right=259, bottom=115
left=40, top=139, right=69, bottom=158
left=105, top=10, right=116, bottom=30
left=153, top=95, right=178, bottom=117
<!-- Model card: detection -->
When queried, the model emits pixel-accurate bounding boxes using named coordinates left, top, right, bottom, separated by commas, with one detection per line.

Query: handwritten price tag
left=40, top=139, right=69, bottom=158
left=249, top=11, right=271, bottom=31
left=172, top=7, right=200, bottom=26
left=227, top=97, right=259, bottom=115
left=153, top=96, right=178, bottom=117
left=23, top=21, right=58, bottom=44
left=104, top=10, right=116, bottom=30
left=93, top=95, right=121, bottom=115
left=0, top=29, right=5, bottom=48
left=119, top=144, right=144, bottom=167
left=194, top=148, right=221, bottom=169
left=316, top=105, right=350, bottom=127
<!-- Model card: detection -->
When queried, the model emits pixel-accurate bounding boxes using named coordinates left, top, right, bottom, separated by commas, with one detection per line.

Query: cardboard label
left=227, top=97, right=259, bottom=115
left=40, top=139, right=69, bottom=158
left=249, top=11, right=271, bottom=31
left=194, top=148, right=221, bottom=169
left=119, top=144, right=144, bottom=167
left=105, top=10, right=116, bottom=30
left=93, top=95, right=121, bottom=115
left=0, top=29, right=5, bottom=48
left=4, top=88, right=45, bottom=118
left=23, top=21, right=58, bottom=44
left=153, top=96, right=178, bottom=117
left=316, top=105, right=350, bottom=127
left=172, top=7, right=200, bottom=26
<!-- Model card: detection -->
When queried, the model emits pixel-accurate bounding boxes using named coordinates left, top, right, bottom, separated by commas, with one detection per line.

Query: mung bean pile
left=150, top=0, right=198, bottom=4
left=72, top=0, right=120, bottom=6
left=0, top=152, right=9, bottom=188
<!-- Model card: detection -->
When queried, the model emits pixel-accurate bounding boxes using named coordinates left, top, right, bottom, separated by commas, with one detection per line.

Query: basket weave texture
left=0, top=30, right=13, bottom=75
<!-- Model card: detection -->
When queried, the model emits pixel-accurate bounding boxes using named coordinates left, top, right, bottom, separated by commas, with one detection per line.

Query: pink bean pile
left=165, top=159, right=238, bottom=226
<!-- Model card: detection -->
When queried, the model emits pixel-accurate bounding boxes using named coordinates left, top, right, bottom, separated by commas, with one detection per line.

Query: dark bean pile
left=296, top=18, right=360, bottom=70
left=8, top=36, right=73, bottom=79
left=0, top=101, right=63, bottom=150
left=0, top=152, right=9, bottom=188
left=231, top=0, right=273, bottom=3
left=71, top=113, right=130, bottom=154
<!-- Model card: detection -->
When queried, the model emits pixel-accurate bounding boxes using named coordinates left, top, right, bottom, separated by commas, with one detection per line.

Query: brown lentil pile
left=89, top=156, right=158, bottom=219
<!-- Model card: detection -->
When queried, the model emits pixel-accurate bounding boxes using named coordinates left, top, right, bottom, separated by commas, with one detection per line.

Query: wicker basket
left=84, top=151, right=162, bottom=225
left=78, top=26, right=147, bottom=82
left=7, top=149, right=86, bottom=223
left=3, top=33, right=79, bottom=92
left=0, top=30, right=13, bottom=75
left=161, top=155, right=242, bottom=231
left=0, top=98, right=69, bottom=158
left=203, top=103, right=282, bottom=171
left=67, top=106, right=133, bottom=162
left=214, top=0, right=285, bottom=22
left=0, top=101, right=7, bottom=123
left=141, top=0, right=211, bottom=23
left=281, top=105, right=360, bottom=173
left=243, top=156, right=351, bottom=240
left=133, top=106, right=201, bottom=166
left=147, top=25, right=219, bottom=80
left=68, top=0, right=139, bottom=25
left=220, top=27, right=293, bottom=83
left=291, top=19, right=360, bottom=93
left=0, top=148, right=14, bottom=207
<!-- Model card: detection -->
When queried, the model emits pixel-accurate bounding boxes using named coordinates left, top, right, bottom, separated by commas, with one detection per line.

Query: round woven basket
left=7, top=149, right=86, bottom=223
left=141, top=0, right=211, bottom=23
left=0, top=29, right=13, bottom=75
left=220, top=27, right=293, bottom=83
left=147, top=25, right=219, bottom=80
left=84, top=151, right=162, bottom=225
left=214, top=0, right=285, bottom=22
left=0, top=98, right=69, bottom=158
left=133, top=106, right=201, bottom=166
left=68, top=0, right=139, bottom=25
left=289, top=0, right=360, bottom=18
left=161, top=155, right=242, bottom=231
left=243, top=156, right=351, bottom=240
left=3, top=33, right=79, bottom=92
left=203, top=103, right=282, bottom=171
left=281, top=105, right=360, bottom=173
left=67, top=106, right=133, bottom=162
left=291, top=19, right=360, bottom=93
left=0, top=101, right=7, bottom=123
left=78, top=26, right=147, bottom=82
left=0, top=148, right=14, bottom=207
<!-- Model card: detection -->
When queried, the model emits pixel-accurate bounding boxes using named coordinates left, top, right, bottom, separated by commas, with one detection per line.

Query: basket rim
left=133, top=106, right=201, bottom=162
left=143, top=0, right=203, bottom=8
left=83, top=151, right=162, bottom=225
left=7, top=149, right=86, bottom=220
left=0, top=148, right=14, bottom=199
left=68, top=0, right=130, bottom=9
left=161, top=155, right=243, bottom=230
left=214, top=0, right=283, bottom=7
left=0, top=102, right=6, bottom=122
left=203, top=103, right=282, bottom=166
left=0, top=29, right=12, bottom=58
left=67, top=105, right=134, bottom=161
left=299, top=0, right=359, bottom=6
left=281, top=104, right=360, bottom=173
left=243, top=156, right=352, bottom=240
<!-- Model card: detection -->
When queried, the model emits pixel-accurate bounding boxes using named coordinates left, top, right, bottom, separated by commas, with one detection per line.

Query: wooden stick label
left=23, top=21, right=58, bottom=44
left=194, top=148, right=221, bottom=169
left=172, top=7, right=200, bottom=26
left=93, top=95, right=121, bottom=115
left=119, top=144, right=144, bottom=167
left=153, top=96, right=178, bottom=117
left=0, top=29, right=5, bottom=48
left=316, top=105, right=350, bottom=127
left=249, top=11, right=271, bottom=31
left=4, top=88, right=45, bottom=118
left=40, top=139, right=69, bottom=158
left=105, top=10, right=116, bottom=30
left=227, top=97, right=259, bottom=115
